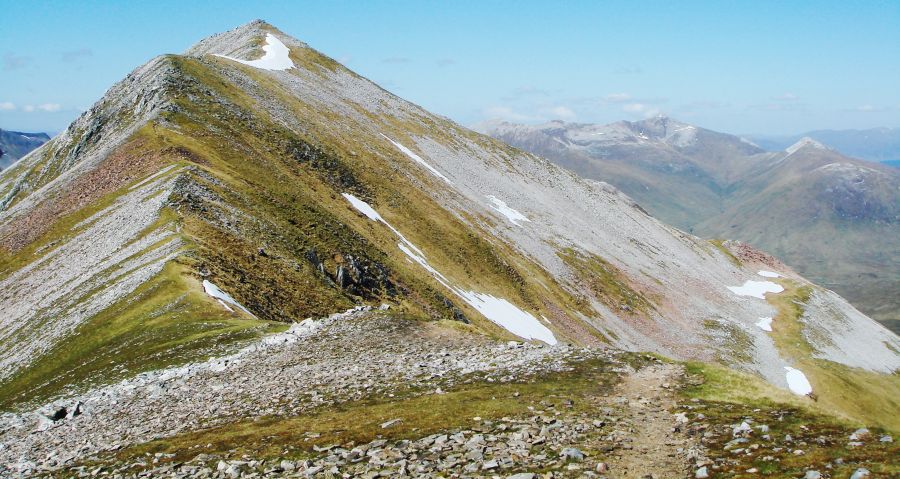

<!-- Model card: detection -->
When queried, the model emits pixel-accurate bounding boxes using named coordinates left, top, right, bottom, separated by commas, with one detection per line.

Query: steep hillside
left=0, top=21, right=897, bottom=476
left=0, top=129, right=50, bottom=169
left=484, top=120, right=900, bottom=333
left=696, top=141, right=900, bottom=333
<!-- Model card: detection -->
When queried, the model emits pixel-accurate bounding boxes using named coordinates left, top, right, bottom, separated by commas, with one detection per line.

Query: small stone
left=695, top=466, right=709, bottom=479
left=732, top=421, right=752, bottom=437
left=560, top=447, right=585, bottom=462
left=793, top=449, right=805, bottom=455
left=804, top=471, right=821, bottom=479
left=280, top=460, right=295, bottom=471
left=849, top=428, right=870, bottom=441
left=380, top=418, right=401, bottom=429
left=596, top=462, right=609, bottom=473
left=879, top=435, right=892, bottom=443
left=850, top=468, right=870, bottom=479
left=482, top=459, right=499, bottom=470
left=507, top=474, right=535, bottom=479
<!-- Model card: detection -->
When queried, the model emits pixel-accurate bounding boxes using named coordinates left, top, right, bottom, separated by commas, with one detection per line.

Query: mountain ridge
left=482, top=117, right=900, bottom=333
left=0, top=129, right=50, bottom=170
left=0, top=20, right=897, bottom=476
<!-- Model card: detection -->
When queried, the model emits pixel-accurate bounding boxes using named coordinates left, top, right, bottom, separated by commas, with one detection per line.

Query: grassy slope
left=763, top=280, right=900, bottom=431
left=682, top=363, right=899, bottom=477
left=1, top=48, right=646, bottom=409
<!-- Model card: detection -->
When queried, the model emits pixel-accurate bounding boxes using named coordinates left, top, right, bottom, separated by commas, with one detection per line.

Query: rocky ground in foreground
left=1, top=310, right=897, bottom=478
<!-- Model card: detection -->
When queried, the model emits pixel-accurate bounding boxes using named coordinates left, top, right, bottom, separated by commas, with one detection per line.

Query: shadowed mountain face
left=482, top=118, right=900, bottom=333
left=0, top=21, right=897, bottom=475
left=0, top=130, right=50, bottom=169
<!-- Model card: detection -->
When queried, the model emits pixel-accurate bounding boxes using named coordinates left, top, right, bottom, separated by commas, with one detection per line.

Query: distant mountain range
left=480, top=116, right=900, bottom=333
left=0, top=129, right=50, bottom=170
left=749, top=127, right=900, bottom=164
left=0, top=21, right=897, bottom=474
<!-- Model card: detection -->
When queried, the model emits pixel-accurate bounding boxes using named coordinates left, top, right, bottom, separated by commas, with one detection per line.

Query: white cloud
left=0, top=102, right=15, bottom=111
left=21, top=103, right=61, bottom=113
left=848, top=104, right=886, bottom=112
left=622, top=103, right=661, bottom=118
left=482, top=105, right=537, bottom=122
left=545, top=105, right=576, bottom=120
left=37, top=103, right=61, bottom=112
left=605, top=93, right=631, bottom=102
left=772, top=93, right=799, bottom=101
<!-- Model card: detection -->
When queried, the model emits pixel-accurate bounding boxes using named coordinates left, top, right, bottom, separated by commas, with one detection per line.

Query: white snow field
left=214, top=33, right=294, bottom=71
left=486, top=195, right=530, bottom=225
left=757, top=270, right=781, bottom=278
left=202, top=280, right=255, bottom=316
left=755, top=317, right=773, bottom=332
left=727, top=280, right=785, bottom=299
left=784, top=366, right=813, bottom=395
left=382, top=135, right=454, bottom=185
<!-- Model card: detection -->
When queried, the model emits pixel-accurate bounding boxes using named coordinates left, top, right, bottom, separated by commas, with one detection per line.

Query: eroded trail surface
left=604, top=363, right=695, bottom=478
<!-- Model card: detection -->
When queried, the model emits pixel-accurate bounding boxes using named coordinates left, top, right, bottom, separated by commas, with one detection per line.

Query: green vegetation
left=557, top=247, right=654, bottom=316
left=763, top=280, right=900, bottom=431
left=701, top=319, right=755, bottom=365
left=0, top=259, right=284, bottom=410
left=708, top=239, right=741, bottom=267
left=682, top=362, right=899, bottom=476
left=101, top=357, right=622, bottom=465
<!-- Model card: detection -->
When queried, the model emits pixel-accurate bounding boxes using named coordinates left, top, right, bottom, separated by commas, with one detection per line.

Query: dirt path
left=604, top=362, right=695, bottom=478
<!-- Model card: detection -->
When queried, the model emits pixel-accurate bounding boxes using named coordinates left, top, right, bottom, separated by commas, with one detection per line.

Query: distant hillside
left=483, top=118, right=900, bottom=333
left=0, top=129, right=50, bottom=169
left=750, top=127, right=900, bottom=164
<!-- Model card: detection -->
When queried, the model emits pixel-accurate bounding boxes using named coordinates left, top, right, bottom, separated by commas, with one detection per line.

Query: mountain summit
left=0, top=22, right=898, bottom=476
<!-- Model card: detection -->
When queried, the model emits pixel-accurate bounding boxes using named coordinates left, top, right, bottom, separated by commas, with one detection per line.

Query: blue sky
left=1, top=0, right=898, bottom=135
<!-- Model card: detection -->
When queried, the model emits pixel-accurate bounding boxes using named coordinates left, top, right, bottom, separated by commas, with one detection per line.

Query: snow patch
left=343, top=193, right=424, bottom=257
left=456, top=290, right=557, bottom=345
left=784, top=367, right=813, bottom=395
left=727, top=280, right=784, bottom=299
left=344, top=192, right=555, bottom=345
left=486, top=195, right=530, bottom=225
left=342, top=192, right=383, bottom=222
left=755, top=317, right=773, bottom=332
left=203, top=280, right=254, bottom=316
left=382, top=134, right=453, bottom=185
left=757, top=270, right=781, bottom=278
left=785, top=137, right=828, bottom=155
left=214, top=33, right=294, bottom=71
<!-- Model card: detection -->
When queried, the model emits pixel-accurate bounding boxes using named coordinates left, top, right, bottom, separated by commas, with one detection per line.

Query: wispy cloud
left=481, top=105, right=538, bottom=122
left=543, top=105, right=576, bottom=121
left=844, top=104, right=887, bottom=112
left=0, top=102, right=15, bottom=111
left=381, top=56, right=411, bottom=64
left=622, top=103, right=662, bottom=118
left=2, top=53, right=31, bottom=71
left=604, top=93, right=631, bottom=103
left=22, top=103, right=62, bottom=113
left=61, top=48, right=93, bottom=63
left=772, top=92, right=799, bottom=102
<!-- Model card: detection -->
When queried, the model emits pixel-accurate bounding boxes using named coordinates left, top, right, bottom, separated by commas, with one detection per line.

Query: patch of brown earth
left=0, top=136, right=174, bottom=252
